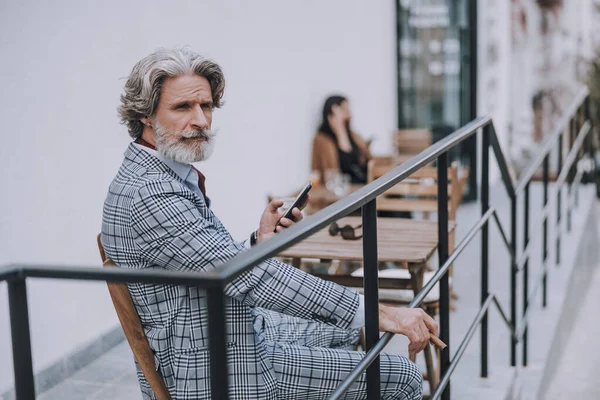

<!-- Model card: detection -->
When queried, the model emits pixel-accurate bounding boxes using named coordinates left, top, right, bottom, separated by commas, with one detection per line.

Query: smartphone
left=274, top=181, right=313, bottom=232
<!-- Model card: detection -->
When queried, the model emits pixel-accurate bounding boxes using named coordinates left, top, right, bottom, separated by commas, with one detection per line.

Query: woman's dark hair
left=318, top=95, right=353, bottom=143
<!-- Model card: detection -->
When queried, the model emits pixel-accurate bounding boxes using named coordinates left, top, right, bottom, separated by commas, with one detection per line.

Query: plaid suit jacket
left=101, top=144, right=360, bottom=399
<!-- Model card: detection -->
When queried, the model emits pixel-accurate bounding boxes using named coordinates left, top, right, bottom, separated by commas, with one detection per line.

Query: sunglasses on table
left=328, top=222, right=363, bottom=240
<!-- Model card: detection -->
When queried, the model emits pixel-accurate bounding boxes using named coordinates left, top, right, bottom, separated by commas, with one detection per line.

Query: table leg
left=291, top=257, right=303, bottom=270
left=408, top=262, right=425, bottom=296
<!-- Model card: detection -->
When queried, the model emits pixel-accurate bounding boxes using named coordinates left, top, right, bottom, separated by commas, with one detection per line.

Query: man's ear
left=140, top=116, right=153, bottom=128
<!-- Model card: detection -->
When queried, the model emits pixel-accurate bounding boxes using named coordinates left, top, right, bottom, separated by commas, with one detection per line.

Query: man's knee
left=382, top=357, right=423, bottom=400
left=402, top=361, right=423, bottom=399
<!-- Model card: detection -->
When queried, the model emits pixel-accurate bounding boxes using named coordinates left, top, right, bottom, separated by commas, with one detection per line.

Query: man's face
left=151, top=74, right=217, bottom=164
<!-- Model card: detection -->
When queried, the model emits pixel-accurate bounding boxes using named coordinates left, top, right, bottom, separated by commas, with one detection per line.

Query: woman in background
left=311, top=95, right=372, bottom=184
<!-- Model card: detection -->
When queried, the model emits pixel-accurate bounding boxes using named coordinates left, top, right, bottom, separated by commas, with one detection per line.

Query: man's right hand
left=378, top=305, right=438, bottom=358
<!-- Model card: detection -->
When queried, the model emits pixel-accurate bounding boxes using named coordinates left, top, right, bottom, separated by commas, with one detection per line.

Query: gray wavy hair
left=118, top=48, right=225, bottom=138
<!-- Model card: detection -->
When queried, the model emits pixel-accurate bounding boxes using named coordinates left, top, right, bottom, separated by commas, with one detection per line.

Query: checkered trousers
left=101, top=144, right=362, bottom=399
left=253, top=308, right=423, bottom=400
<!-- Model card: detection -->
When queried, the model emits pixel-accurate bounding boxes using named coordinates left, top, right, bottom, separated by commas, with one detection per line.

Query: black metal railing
left=1, top=88, right=593, bottom=400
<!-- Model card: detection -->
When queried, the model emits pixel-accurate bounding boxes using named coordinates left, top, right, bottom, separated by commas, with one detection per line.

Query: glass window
left=397, top=0, right=477, bottom=200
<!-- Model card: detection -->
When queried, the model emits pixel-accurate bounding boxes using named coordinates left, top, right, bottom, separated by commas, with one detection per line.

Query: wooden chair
left=333, top=161, right=466, bottom=394
left=96, top=234, right=172, bottom=400
left=367, top=160, right=468, bottom=279
left=367, top=159, right=463, bottom=221
left=394, top=129, right=432, bottom=156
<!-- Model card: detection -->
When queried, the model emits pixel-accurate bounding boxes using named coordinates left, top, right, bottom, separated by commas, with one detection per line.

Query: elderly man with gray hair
left=101, top=47, right=437, bottom=399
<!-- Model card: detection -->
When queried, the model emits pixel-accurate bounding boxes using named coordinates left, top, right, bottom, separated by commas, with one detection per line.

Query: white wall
left=0, top=0, right=397, bottom=392
left=477, top=0, right=512, bottom=183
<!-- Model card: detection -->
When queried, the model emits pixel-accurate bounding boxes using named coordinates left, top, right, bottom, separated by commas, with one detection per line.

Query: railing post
left=543, top=155, right=549, bottom=308
left=575, top=103, right=594, bottom=207
left=586, top=96, right=594, bottom=161
left=362, top=199, right=380, bottom=399
left=481, top=126, right=490, bottom=378
left=585, top=96, right=596, bottom=195
left=567, top=118, right=575, bottom=232
left=575, top=123, right=580, bottom=208
left=510, top=193, right=517, bottom=367
left=522, top=183, right=530, bottom=366
left=207, top=286, right=229, bottom=400
left=578, top=107, right=583, bottom=199
left=576, top=107, right=583, bottom=207
left=437, top=152, right=450, bottom=400
left=8, top=277, right=36, bottom=400
left=556, top=133, right=563, bottom=266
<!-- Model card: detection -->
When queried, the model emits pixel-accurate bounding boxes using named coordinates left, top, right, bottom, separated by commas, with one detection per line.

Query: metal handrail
left=329, top=206, right=497, bottom=398
left=212, top=116, right=492, bottom=283
left=431, top=295, right=493, bottom=400
left=2, top=263, right=224, bottom=286
left=327, top=88, right=591, bottom=399
left=514, top=89, right=589, bottom=195
left=414, top=290, right=515, bottom=399
left=489, top=125, right=517, bottom=198
left=0, top=88, right=592, bottom=400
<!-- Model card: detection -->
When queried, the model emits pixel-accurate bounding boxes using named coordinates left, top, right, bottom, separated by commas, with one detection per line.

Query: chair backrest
left=96, top=234, right=172, bottom=400
left=367, top=160, right=462, bottom=220
left=394, top=129, right=432, bottom=155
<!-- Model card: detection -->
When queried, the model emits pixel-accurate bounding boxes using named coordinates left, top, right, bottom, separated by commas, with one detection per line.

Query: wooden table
left=280, top=216, right=454, bottom=392
left=280, top=216, right=455, bottom=265
left=279, top=215, right=456, bottom=300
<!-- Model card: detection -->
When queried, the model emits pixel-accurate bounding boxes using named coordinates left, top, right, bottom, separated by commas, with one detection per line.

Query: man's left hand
left=256, top=197, right=309, bottom=243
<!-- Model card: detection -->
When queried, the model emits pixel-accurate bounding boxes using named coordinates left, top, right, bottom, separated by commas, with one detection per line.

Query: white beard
left=154, top=122, right=217, bottom=164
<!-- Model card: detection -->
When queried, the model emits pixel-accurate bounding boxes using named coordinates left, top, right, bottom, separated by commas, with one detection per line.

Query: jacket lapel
left=124, top=142, right=213, bottom=213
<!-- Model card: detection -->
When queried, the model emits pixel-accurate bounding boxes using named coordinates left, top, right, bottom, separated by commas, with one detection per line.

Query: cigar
left=429, top=334, right=447, bottom=350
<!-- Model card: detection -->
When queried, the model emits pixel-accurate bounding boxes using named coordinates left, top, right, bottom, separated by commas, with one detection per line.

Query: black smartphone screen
left=274, top=181, right=313, bottom=231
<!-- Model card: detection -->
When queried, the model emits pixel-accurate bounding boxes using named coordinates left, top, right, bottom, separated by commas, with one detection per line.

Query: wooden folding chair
left=394, top=129, right=432, bottom=157
left=96, top=234, right=172, bottom=400
left=367, top=160, right=461, bottom=219
left=367, top=160, right=465, bottom=287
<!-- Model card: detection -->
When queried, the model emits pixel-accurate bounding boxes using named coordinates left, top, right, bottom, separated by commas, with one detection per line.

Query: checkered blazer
left=101, top=144, right=360, bottom=399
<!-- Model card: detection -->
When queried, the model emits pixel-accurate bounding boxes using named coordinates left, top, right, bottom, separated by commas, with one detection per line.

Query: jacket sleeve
left=130, top=181, right=360, bottom=329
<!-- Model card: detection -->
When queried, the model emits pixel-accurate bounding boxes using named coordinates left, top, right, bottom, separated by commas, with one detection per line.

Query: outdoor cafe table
left=279, top=216, right=456, bottom=292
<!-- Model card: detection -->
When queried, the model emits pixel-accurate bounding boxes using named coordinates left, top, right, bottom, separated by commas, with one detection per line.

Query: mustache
left=180, top=129, right=217, bottom=140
